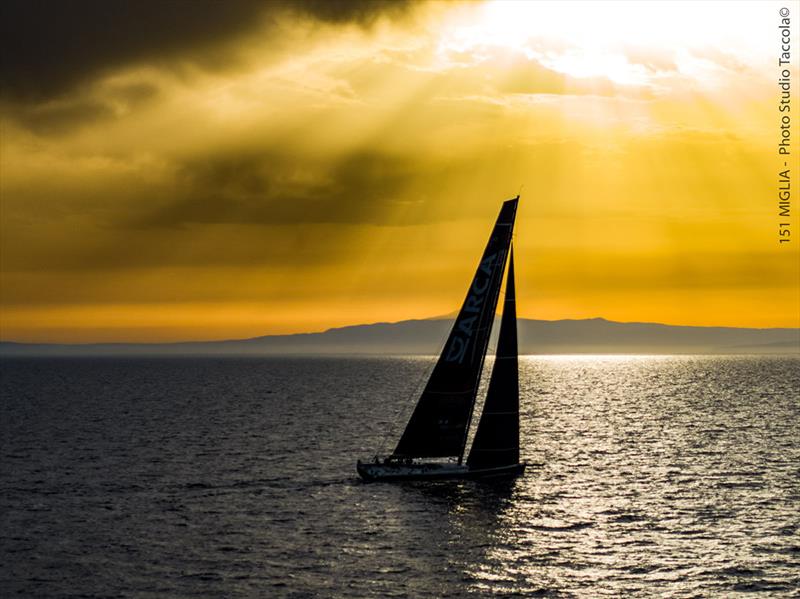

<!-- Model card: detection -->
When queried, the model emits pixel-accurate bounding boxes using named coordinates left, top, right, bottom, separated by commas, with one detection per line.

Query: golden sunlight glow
left=0, top=1, right=797, bottom=343
left=437, top=1, right=773, bottom=84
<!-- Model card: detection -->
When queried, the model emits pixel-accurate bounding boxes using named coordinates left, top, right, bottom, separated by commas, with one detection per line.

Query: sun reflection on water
left=449, top=356, right=799, bottom=595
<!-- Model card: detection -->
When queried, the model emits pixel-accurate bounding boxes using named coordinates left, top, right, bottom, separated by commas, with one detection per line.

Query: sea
left=1, top=355, right=798, bottom=598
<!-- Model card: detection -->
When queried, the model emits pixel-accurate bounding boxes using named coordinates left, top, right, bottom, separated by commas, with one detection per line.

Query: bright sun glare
left=436, top=0, right=770, bottom=86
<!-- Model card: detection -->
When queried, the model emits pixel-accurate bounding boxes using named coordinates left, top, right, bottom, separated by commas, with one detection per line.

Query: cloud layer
left=1, top=0, right=797, bottom=341
left=0, top=0, right=409, bottom=101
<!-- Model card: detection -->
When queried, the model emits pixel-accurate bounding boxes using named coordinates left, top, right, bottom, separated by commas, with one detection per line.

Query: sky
left=1, top=0, right=798, bottom=343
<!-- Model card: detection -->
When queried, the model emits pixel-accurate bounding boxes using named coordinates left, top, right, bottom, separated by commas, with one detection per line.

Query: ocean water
left=1, top=355, right=798, bottom=598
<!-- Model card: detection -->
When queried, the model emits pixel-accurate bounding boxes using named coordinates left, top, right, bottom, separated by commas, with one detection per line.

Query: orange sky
left=1, top=0, right=798, bottom=343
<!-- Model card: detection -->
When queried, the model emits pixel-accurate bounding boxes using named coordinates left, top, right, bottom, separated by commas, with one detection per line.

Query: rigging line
left=376, top=314, right=455, bottom=457
left=379, top=364, right=429, bottom=456
left=484, top=265, right=509, bottom=358
left=465, top=242, right=513, bottom=454
left=458, top=244, right=511, bottom=462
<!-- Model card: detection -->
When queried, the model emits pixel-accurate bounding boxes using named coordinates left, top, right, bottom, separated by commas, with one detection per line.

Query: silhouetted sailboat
left=357, top=197, right=525, bottom=481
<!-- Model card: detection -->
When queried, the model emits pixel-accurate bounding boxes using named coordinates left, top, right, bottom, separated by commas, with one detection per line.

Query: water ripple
left=1, top=355, right=798, bottom=597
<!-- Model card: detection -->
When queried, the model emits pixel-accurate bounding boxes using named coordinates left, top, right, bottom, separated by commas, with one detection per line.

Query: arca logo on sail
left=444, top=253, right=497, bottom=364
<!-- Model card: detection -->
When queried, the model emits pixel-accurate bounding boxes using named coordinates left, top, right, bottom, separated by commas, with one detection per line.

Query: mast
left=392, top=197, right=518, bottom=460
left=467, top=246, right=519, bottom=469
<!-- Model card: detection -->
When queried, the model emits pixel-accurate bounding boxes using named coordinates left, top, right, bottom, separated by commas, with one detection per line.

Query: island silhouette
left=2, top=317, right=797, bottom=356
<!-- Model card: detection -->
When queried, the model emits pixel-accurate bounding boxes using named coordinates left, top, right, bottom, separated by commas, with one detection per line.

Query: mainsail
left=393, top=197, right=518, bottom=460
left=467, top=247, right=519, bottom=469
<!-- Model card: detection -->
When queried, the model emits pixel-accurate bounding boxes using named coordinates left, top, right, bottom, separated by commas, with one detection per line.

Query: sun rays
left=1, top=1, right=797, bottom=342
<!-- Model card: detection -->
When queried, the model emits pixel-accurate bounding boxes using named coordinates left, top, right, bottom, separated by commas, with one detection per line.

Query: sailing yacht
left=357, top=196, right=525, bottom=481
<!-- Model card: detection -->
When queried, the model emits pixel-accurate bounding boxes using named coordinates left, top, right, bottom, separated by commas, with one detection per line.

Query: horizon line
left=2, top=315, right=799, bottom=347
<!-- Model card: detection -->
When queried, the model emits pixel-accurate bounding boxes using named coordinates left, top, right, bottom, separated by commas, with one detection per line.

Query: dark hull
left=356, top=460, right=526, bottom=482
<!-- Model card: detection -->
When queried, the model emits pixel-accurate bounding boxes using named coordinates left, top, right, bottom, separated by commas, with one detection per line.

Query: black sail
left=393, top=197, right=518, bottom=459
left=467, top=247, right=519, bottom=469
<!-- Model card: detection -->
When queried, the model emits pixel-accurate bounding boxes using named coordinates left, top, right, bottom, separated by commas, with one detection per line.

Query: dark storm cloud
left=0, top=0, right=410, bottom=102
left=133, top=149, right=426, bottom=229
left=11, top=99, right=117, bottom=136
left=289, top=0, right=410, bottom=24
left=0, top=0, right=262, bottom=102
left=7, top=82, right=159, bottom=135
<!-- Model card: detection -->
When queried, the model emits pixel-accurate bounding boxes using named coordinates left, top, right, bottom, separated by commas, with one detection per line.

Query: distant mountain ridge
left=1, top=317, right=798, bottom=356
